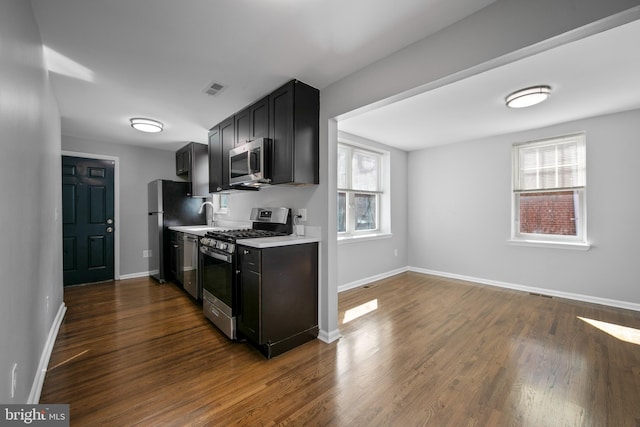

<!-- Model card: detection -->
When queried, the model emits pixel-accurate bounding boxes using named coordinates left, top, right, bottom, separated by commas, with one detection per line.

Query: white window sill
left=338, top=233, right=392, bottom=245
left=508, top=239, right=591, bottom=251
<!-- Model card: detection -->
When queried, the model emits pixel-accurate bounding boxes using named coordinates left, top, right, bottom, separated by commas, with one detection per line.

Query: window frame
left=213, top=193, right=228, bottom=215
left=510, top=133, right=589, bottom=249
left=337, top=143, right=384, bottom=238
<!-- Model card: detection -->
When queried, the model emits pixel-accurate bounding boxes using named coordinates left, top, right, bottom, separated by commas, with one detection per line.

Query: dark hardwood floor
left=40, top=272, right=640, bottom=426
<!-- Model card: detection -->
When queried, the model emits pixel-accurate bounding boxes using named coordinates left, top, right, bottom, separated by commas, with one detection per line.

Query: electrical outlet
left=394, top=249, right=398, bottom=257
left=297, top=208, right=307, bottom=222
left=143, top=250, right=152, bottom=258
left=10, top=363, right=17, bottom=399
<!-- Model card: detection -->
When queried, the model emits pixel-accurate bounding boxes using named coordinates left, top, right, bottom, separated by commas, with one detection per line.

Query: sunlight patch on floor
left=343, top=299, right=378, bottom=324
left=578, top=317, right=640, bottom=345
left=48, top=349, right=90, bottom=371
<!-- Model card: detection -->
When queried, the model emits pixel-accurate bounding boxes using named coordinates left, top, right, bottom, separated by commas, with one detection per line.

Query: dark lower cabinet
left=237, top=243, right=319, bottom=358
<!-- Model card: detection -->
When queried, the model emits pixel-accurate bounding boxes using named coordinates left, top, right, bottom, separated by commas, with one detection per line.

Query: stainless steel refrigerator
left=148, top=180, right=206, bottom=282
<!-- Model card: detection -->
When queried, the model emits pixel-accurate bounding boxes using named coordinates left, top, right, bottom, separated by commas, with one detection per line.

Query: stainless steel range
left=199, top=207, right=292, bottom=339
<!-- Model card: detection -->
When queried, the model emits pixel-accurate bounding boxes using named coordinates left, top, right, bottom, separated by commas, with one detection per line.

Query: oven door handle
left=201, top=248, right=233, bottom=263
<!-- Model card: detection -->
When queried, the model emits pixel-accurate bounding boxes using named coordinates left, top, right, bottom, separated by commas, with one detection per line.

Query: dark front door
left=62, top=156, right=115, bottom=286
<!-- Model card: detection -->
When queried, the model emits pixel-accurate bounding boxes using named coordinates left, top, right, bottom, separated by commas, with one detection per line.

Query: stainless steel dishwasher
left=182, top=233, right=200, bottom=300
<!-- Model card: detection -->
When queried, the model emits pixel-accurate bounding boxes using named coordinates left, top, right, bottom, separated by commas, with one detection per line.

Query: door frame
left=62, top=150, right=120, bottom=280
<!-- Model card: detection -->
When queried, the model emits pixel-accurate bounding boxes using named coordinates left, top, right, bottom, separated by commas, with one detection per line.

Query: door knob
left=106, top=227, right=113, bottom=233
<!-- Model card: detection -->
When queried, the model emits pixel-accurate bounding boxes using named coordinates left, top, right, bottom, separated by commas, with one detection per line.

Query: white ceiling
left=30, top=0, right=497, bottom=151
left=339, top=18, right=640, bottom=151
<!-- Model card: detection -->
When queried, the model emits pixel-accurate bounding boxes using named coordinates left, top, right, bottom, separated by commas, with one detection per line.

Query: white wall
left=61, top=136, right=177, bottom=277
left=407, top=109, right=640, bottom=306
left=336, top=132, right=408, bottom=289
left=318, top=0, right=640, bottom=339
left=216, top=186, right=320, bottom=227
left=0, top=0, right=63, bottom=403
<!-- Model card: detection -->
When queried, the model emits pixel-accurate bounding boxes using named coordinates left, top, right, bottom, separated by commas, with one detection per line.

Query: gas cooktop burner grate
left=204, top=229, right=287, bottom=241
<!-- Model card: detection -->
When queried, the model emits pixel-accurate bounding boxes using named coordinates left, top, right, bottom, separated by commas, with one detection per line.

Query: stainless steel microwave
left=229, top=138, right=271, bottom=187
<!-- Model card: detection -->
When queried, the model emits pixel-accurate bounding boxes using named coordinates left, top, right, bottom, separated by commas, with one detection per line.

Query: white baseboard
left=338, top=267, right=409, bottom=293
left=409, top=266, right=640, bottom=312
left=119, top=270, right=157, bottom=280
left=318, top=328, right=342, bottom=344
left=29, top=302, right=66, bottom=404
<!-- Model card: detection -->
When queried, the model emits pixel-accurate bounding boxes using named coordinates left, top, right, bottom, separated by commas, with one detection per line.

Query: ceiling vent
left=204, top=81, right=225, bottom=96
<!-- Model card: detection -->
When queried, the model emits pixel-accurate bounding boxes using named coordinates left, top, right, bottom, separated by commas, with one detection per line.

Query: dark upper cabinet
left=269, top=80, right=319, bottom=185
left=207, top=79, right=318, bottom=191
left=208, top=116, right=235, bottom=193
left=250, top=96, right=270, bottom=140
left=234, top=108, right=250, bottom=148
left=175, top=142, right=208, bottom=197
left=175, top=145, right=190, bottom=175
left=220, top=117, right=234, bottom=189
left=235, top=96, right=269, bottom=147
left=208, top=126, right=222, bottom=193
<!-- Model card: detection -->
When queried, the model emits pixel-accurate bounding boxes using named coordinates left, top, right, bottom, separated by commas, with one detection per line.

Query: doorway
left=61, top=155, right=117, bottom=285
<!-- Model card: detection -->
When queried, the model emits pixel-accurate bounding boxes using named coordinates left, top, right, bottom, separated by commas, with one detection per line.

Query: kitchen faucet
left=198, top=201, right=215, bottom=214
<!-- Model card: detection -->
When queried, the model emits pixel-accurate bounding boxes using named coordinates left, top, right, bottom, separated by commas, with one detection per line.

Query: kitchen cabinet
left=208, top=126, right=222, bottom=193
left=207, top=79, right=319, bottom=191
left=235, top=96, right=269, bottom=147
left=269, top=80, right=319, bottom=185
left=175, top=145, right=190, bottom=175
left=208, top=116, right=234, bottom=193
left=175, top=142, right=208, bottom=196
left=237, top=242, right=319, bottom=358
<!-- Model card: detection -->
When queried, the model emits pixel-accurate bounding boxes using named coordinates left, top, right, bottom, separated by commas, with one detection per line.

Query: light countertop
left=169, top=226, right=320, bottom=248
left=237, top=234, right=320, bottom=248
left=168, top=225, right=226, bottom=237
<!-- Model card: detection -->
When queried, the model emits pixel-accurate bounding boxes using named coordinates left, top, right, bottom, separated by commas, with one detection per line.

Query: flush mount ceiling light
left=505, top=85, right=551, bottom=108
left=130, top=117, right=163, bottom=133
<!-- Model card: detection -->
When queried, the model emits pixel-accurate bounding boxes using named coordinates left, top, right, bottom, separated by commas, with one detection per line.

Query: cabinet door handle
left=243, top=249, right=250, bottom=255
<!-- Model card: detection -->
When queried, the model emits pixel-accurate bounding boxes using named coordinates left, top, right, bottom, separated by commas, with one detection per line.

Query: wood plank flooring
left=40, top=272, right=640, bottom=426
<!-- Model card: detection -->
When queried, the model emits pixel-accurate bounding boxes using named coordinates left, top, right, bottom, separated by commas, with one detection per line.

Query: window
left=512, top=133, right=587, bottom=246
left=338, top=143, right=383, bottom=236
left=214, top=193, right=228, bottom=215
